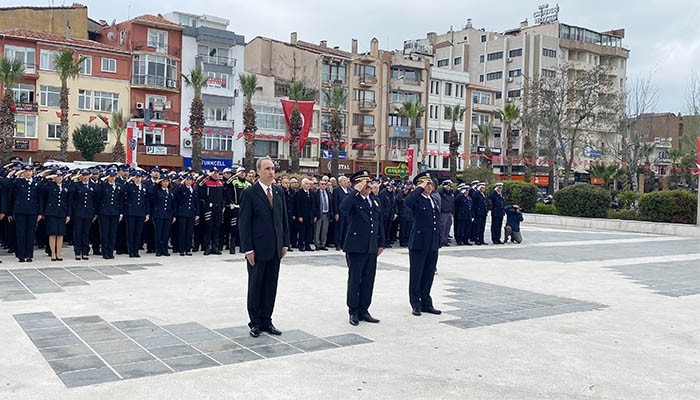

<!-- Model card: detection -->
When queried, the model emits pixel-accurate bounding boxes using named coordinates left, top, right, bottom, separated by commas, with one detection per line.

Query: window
left=179, top=15, right=198, bottom=27
left=472, top=91, right=491, bottom=105
left=444, top=82, right=453, bottom=96
left=93, top=91, right=119, bottom=112
left=254, top=140, right=278, bottom=157
left=391, top=67, right=420, bottom=83
left=47, top=123, right=61, bottom=140
left=479, top=55, right=484, bottom=63
left=148, top=29, right=168, bottom=50
left=4, top=45, right=36, bottom=72
left=430, top=80, right=439, bottom=95
left=509, top=48, right=523, bottom=58
left=486, top=71, right=503, bottom=81
left=454, top=57, right=462, bottom=65
left=206, top=107, right=228, bottom=122
left=481, top=34, right=487, bottom=43
left=39, top=85, right=60, bottom=107
left=442, top=157, right=449, bottom=169
left=197, top=45, right=232, bottom=66
left=507, top=89, right=521, bottom=98
left=40, top=50, right=57, bottom=71
left=11, top=83, right=35, bottom=104
left=321, top=112, right=345, bottom=132
left=389, top=91, right=420, bottom=104
left=145, top=127, right=164, bottom=145
left=203, top=133, right=232, bottom=151
left=322, top=63, right=347, bottom=83
left=255, top=106, right=286, bottom=130
left=80, top=55, right=92, bottom=75
left=487, top=51, right=503, bottom=61
left=543, top=48, right=557, bottom=58
left=101, top=58, right=117, bottom=73
left=472, top=113, right=490, bottom=126
left=132, top=55, right=177, bottom=88
left=351, top=89, right=374, bottom=105
left=437, top=59, right=449, bottom=67
left=206, top=72, right=230, bottom=89
left=78, top=89, right=92, bottom=110
left=444, top=107, right=451, bottom=120
left=443, top=131, right=450, bottom=144
left=14, top=114, right=37, bottom=138
left=541, top=68, right=556, bottom=78
left=495, top=92, right=502, bottom=99
left=354, top=64, right=376, bottom=80
left=508, top=69, right=521, bottom=78
left=352, top=114, right=374, bottom=126
left=301, top=142, right=312, bottom=159
left=479, top=75, right=484, bottom=83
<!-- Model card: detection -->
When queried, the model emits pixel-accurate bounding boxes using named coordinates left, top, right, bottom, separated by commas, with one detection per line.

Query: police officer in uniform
left=70, top=170, right=96, bottom=260
left=340, top=170, right=385, bottom=326
left=151, top=175, right=175, bottom=257
left=40, top=170, right=70, bottom=261
left=405, top=172, right=442, bottom=316
left=143, top=166, right=160, bottom=253
left=115, top=165, right=130, bottom=255
left=11, top=165, right=41, bottom=262
left=489, top=182, right=506, bottom=244
left=471, top=182, right=488, bottom=245
left=174, top=174, right=199, bottom=256
left=199, top=168, right=224, bottom=255
left=124, top=171, right=150, bottom=258
left=95, top=169, right=123, bottom=259
left=454, top=184, right=473, bottom=245
left=225, top=166, right=250, bottom=254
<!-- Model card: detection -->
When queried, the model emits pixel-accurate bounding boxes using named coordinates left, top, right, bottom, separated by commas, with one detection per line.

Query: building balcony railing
left=390, top=126, right=424, bottom=140
left=357, top=125, right=376, bottom=136
left=133, top=41, right=181, bottom=58
left=357, top=100, right=376, bottom=112
left=138, top=143, right=179, bottom=156
left=196, top=54, right=236, bottom=67
left=321, top=74, right=347, bottom=85
left=357, top=53, right=375, bottom=63
left=132, top=74, right=179, bottom=90
left=15, top=102, right=38, bottom=113
left=133, top=108, right=180, bottom=124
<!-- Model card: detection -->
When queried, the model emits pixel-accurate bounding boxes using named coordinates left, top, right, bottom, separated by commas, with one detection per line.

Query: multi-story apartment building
left=97, top=14, right=184, bottom=168
left=163, top=11, right=245, bottom=169
left=0, top=28, right=131, bottom=161
left=465, top=84, right=500, bottom=167
left=0, top=4, right=90, bottom=40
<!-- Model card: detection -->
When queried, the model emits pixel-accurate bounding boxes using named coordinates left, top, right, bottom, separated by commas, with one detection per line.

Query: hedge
left=554, top=184, right=611, bottom=218
left=638, top=190, right=697, bottom=224
left=487, top=180, right=540, bottom=212
left=534, top=203, right=557, bottom=215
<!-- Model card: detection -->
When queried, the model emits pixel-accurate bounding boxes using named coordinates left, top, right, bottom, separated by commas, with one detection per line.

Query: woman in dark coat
left=40, top=170, right=71, bottom=261
left=150, top=176, right=175, bottom=257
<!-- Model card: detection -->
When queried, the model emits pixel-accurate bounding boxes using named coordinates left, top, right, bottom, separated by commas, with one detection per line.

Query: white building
left=164, top=11, right=245, bottom=168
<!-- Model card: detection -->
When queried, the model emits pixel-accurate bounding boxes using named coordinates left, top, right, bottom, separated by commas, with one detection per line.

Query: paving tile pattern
left=440, top=279, right=606, bottom=329
left=606, top=260, right=700, bottom=297
left=0, top=264, right=162, bottom=302
left=14, top=312, right=372, bottom=388
left=243, top=253, right=407, bottom=271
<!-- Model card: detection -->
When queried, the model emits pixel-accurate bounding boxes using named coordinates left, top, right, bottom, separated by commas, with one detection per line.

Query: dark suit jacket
left=293, top=189, right=314, bottom=221
left=314, top=188, right=333, bottom=218
left=405, top=187, right=441, bottom=251
left=69, top=181, right=97, bottom=219
left=239, top=182, right=290, bottom=261
left=471, top=190, right=488, bottom=218
left=333, top=186, right=351, bottom=217
left=340, top=192, right=385, bottom=254
left=489, top=190, right=505, bottom=217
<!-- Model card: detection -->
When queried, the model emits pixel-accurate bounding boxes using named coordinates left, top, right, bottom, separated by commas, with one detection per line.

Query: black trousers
left=288, top=216, right=297, bottom=247
left=455, top=218, right=471, bottom=244
left=399, top=219, right=412, bottom=246
left=345, top=252, right=377, bottom=315
left=193, top=218, right=203, bottom=251
left=14, top=214, right=37, bottom=260
left=296, top=220, right=313, bottom=249
left=390, top=218, right=400, bottom=242
left=334, top=216, right=347, bottom=249
left=143, top=219, right=155, bottom=252
left=204, top=207, right=222, bottom=252
left=73, top=217, right=92, bottom=256
left=115, top=218, right=127, bottom=254
left=247, top=254, right=281, bottom=328
left=220, top=207, right=233, bottom=250
left=90, top=219, right=101, bottom=254
left=491, top=214, right=504, bottom=243
left=126, top=216, right=145, bottom=256
left=472, top=215, right=487, bottom=244
left=98, top=215, right=119, bottom=257
left=154, top=218, right=172, bottom=256
left=408, top=249, right=438, bottom=310
left=177, top=216, right=195, bottom=253
left=228, top=208, right=240, bottom=252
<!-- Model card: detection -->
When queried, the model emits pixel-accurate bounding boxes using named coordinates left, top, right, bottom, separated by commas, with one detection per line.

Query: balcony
left=132, top=74, right=179, bottom=90
left=390, top=126, right=424, bottom=140
left=321, top=74, right=347, bottom=85
left=389, top=148, right=409, bottom=161
left=133, top=41, right=181, bottom=58
left=197, top=54, right=236, bottom=67
left=357, top=100, right=376, bottom=112
left=359, top=75, right=377, bottom=86
left=139, top=144, right=179, bottom=156
left=357, top=53, right=375, bottom=63
left=15, top=102, right=38, bottom=113
left=133, top=108, right=180, bottom=124
left=357, top=125, right=376, bottom=136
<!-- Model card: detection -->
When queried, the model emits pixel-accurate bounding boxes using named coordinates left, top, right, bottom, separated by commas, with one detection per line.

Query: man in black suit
left=340, top=170, right=385, bottom=326
left=239, top=157, right=290, bottom=338
left=489, top=182, right=506, bottom=244
left=293, top=178, right=315, bottom=251
left=332, top=176, right=351, bottom=251
left=471, top=182, right=488, bottom=245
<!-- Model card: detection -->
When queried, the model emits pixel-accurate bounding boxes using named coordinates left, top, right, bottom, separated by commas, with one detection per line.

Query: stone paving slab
left=607, top=259, right=700, bottom=297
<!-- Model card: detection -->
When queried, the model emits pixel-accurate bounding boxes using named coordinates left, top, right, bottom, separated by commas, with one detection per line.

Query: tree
left=476, top=123, right=493, bottom=171
left=239, top=73, right=258, bottom=171
left=72, top=124, right=106, bottom=161
left=54, top=48, right=86, bottom=161
left=444, top=105, right=465, bottom=182
left=97, top=110, right=129, bottom=162
left=287, top=80, right=317, bottom=173
left=182, top=67, right=208, bottom=173
left=520, top=76, right=542, bottom=183
left=395, top=100, right=426, bottom=145
left=495, top=103, right=520, bottom=180
left=322, top=84, right=347, bottom=177
left=588, top=162, right=621, bottom=189
left=0, top=57, right=24, bottom=163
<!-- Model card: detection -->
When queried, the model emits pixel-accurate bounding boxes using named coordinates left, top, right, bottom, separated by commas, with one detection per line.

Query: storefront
left=319, top=159, right=353, bottom=175
left=183, top=157, right=232, bottom=170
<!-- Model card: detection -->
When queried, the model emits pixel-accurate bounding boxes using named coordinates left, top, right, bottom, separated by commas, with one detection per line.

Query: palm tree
left=238, top=73, right=258, bottom=171
left=395, top=100, right=426, bottom=145
left=477, top=123, right=493, bottom=170
left=444, top=105, right=466, bottom=182
left=287, top=80, right=317, bottom=173
left=495, top=103, right=520, bottom=180
left=588, top=162, right=620, bottom=189
left=182, top=67, right=208, bottom=173
left=54, top=48, right=86, bottom=161
left=322, top=84, right=348, bottom=177
left=97, top=110, right=129, bottom=162
left=0, top=58, right=24, bottom=163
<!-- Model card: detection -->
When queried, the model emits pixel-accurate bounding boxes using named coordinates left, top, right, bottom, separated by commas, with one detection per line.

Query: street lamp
left=377, top=75, right=404, bottom=177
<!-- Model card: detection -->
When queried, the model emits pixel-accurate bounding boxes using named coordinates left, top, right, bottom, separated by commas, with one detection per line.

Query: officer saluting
left=95, top=169, right=123, bottom=259
left=10, top=165, right=41, bottom=262
left=340, top=170, right=385, bottom=326
left=124, top=171, right=150, bottom=258
left=70, top=170, right=96, bottom=260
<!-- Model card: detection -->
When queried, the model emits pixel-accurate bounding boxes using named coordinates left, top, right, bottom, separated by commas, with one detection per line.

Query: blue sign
left=183, top=157, right=232, bottom=169
left=321, top=150, right=347, bottom=159
left=584, top=149, right=602, bottom=158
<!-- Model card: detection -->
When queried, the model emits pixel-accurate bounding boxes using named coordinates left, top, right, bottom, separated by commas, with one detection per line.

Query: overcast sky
left=5, top=0, right=700, bottom=113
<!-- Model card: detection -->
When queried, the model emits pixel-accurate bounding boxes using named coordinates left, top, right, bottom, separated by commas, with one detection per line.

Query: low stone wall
left=525, top=214, right=700, bottom=238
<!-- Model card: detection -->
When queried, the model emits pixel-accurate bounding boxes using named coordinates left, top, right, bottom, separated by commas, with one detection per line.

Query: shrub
left=486, top=180, right=540, bottom=212
left=554, top=183, right=611, bottom=218
left=72, top=124, right=106, bottom=161
left=618, top=210, right=640, bottom=220
left=607, top=209, right=620, bottom=219
left=534, top=202, right=557, bottom=215
left=461, top=167, right=494, bottom=186
left=616, top=190, right=639, bottom=210
left=638, top=190, right=697, bottom=224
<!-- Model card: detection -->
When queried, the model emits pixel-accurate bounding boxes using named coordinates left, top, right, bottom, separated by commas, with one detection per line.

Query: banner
left=406, top=148, right=414, bottom=177
left=696, top=137, right=700, bottom=170
left=126, top=127, right=137, bottom=166
left=280, top=99, right=314, bottom=151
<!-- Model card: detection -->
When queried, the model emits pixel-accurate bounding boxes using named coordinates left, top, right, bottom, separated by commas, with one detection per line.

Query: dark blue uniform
left=405, top=187, right=441, bottom=313
left=332, top=186, right=351, bottom=250
left=11, top=177, right=41, bottom=261
left=454, top=190, right=473, bottom=245
left=293, top=189, right=314, bottom=250
left=489, top=188, right=505, bottom=244
left=174, top=184, right=199, bottom=255
left=95, top=180, right=123, bottom=259
left=70, top=180, right=97, bottom=257
left=124, top=181, right=149, bottom=257
left=150, top=186, right=175, bottom=256
left=378, top=188, right=396, bottom=248
left=470, top=189, right=488, bottom=245
left=40, top=181, right=70, bottom=236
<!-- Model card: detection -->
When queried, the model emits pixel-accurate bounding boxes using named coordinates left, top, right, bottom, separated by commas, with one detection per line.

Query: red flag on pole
left=407, top=148, right=414, bottom=176
left=280, top=99, right=314, bottom=152
left=126, top=127, right=136, bottom=165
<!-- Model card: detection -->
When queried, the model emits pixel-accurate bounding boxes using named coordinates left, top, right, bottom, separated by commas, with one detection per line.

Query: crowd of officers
left=0, top=157, right=522, bottom=264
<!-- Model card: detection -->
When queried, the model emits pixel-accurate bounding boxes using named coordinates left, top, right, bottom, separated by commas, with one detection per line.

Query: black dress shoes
left=349, top=313, right=359, bottom=326
left=411, top=308, right=422, bottom=316
left=422, top=307, right=442, bottom=315
left=249, top=326, right=261, bottom=338
left=264, top=325, right=282, bottom=335
left=360, top=313, right=380, bottom=323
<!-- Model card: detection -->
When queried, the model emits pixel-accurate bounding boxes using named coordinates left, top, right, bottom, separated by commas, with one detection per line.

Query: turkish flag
left=281, top=99, right=314, bottom=151
left=407, top=148, right=414, bottom=176
left=126, top=127, right=136, bottom=165
left=88, top=116, right=97, bottom=123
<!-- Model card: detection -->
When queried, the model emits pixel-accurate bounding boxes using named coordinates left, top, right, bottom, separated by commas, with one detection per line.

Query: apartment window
left=101, top=57, right=117, bottom=73
left=479, top=55, right=485, bottom=63
left=443, top=107, right=451, bottom=120
left=479, top=75, right=484, bottom=82
left=389, top=91, right=420, bottom=104
left=442, top=157, right=449, bottom=169
left=509, top=48, right=523, bottom=58
left=454, top=57, right=462, bottom=65
left=543, top=48, right=557, bottom=58
left=203, top=133, right=233, bottom=151
left=197, top=45, right=231, bottom=66
left=486, top=71, right=503, bottom=81
left=133, top=55, right=177, bottom=88
left=430, top=80, right=439, bottom=95
left=47, top=123, right=61, bottom=140
left=508, top=69, right=521, bottom=78
left=206, top=107, right=228, bottom=121
left=495, top=92, right=502, bottom=99
left=443, top=131, right=450, bottom=144
left=255, top=106, right=286, bottom=130
left=145, top=127, right=164, bottom=145
left=541, top=68, right=556, bottom=78
left=352, top=89, right=374, bottom=102
left=472, top=113, right=490, bottom=126
left=254, top=140, right=278, bottom=157
left=444, top=82, right=453, bottom=96
left=472, top=91, right=491, bottom=105
left=321, top=112, right=345, bottom=132
left=78, top=89, right=92, bottom=110
left=12, top=83, right=35, bottom=104
left=437, top=59, right=449, bottom=67
left=39, top=85, right=60, bottom=107
left=94, top=91, right=119, bottom=112
left=487, top=51, right=503, bottom=61
left=354, top=64, right=376, bottom=80
left=507, top=89, right=521, bottom=98
left=352, top=114, right=374, bottom=126
left=391, top=67, right=420, bottom=83
left=148, top=29, right=168, bottom=50
left=179, top=15, right=198, bottom=27
left=14, top=114, right=37, bottom=138
left=80, top=55, right=92, bottom=75
left=481, top=34, right=487, bottom=43
left=301, top=142, right=312, bottom=159
left=4, top=46, right=36, bottom=72
left=40, top=50, right=58, bottom=71
left=206, top=71, right=230, bottom=89
left=322, top=63, right=347, bottom=83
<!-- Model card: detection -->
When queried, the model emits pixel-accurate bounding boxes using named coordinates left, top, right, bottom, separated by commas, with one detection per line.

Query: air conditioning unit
left=183, top=138, right=192, bottom=148
left=508, top=77, right=514, bottom=82
left=136, top=102, right=144, bottom=110
left=507, top=57, right=513, bottom=63
left=164, top=101, right=172, bottom=109
left=166, top=80, right=177, bottom=88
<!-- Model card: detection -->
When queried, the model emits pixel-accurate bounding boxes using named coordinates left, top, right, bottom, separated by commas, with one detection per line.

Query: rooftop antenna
left=127, top=3, right=131, bottom=20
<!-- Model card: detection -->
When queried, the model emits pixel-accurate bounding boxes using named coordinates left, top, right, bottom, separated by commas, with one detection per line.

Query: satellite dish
left=106, top=31, right=116, bottom=41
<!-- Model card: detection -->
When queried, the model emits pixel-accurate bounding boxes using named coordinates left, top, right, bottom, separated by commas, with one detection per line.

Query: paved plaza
left=1, top=223, right=699, bottom=399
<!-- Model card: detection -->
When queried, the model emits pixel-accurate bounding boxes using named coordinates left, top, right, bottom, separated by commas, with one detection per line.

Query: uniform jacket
left=123, top=182, right=149, bottom=217
left=40, top=181, right=70, bottom=218
left=378, top=188, right=396, bottom=221
left=11, top=177, right=41, bottom=216
left=95, top=181, right=124, bottom=216
left=454, top=191, right=473, bottom=221
left=405, top=187, right=441, bottom=251
left=489, top=190, right=506, bottom=217
left=471, top=190, right=488, bottom=218
left=339, top=192, right=385, bottom=253
left=69, top=180, right=97, bottom=218
left=174, top=185, right=199, bottom=218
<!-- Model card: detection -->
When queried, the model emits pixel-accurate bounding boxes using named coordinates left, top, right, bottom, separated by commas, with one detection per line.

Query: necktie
left=266, top=187, right=273, bottom=207
left=322, top=190, right=328, bottom=212
left=367, top=197, right=372, bottom=208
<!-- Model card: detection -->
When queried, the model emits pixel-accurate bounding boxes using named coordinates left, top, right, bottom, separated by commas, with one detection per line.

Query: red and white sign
left=126, top=127, right=137, bottom=165
left=207, top=78, right=227, bottom=88
left=280, top=99, right=314, bottom=151
left=406, top=148, right=414, bottom=176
